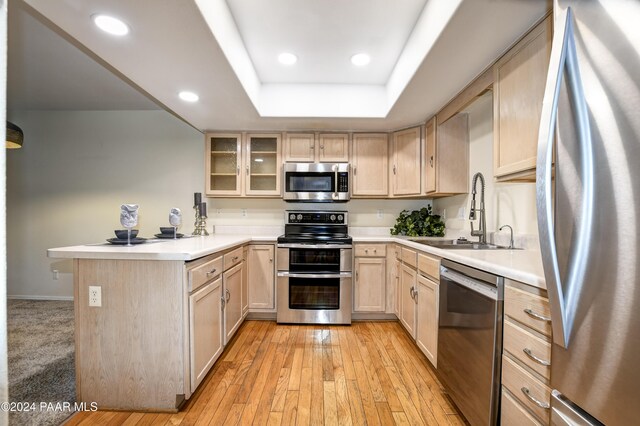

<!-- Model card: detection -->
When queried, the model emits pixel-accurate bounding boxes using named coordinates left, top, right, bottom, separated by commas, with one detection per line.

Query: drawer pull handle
left=221, top=296, right=226, bottom=309
left=523, top=348, right=551, bottom=366
left=521, top=387, right=550, bottom=409
left=232, top=256, right=239, bottom=262
left=226, top=289, right=231, bottom=302
left=206, top=268, right=217, bottom=276
left=524, top=308, right=552, bottom=322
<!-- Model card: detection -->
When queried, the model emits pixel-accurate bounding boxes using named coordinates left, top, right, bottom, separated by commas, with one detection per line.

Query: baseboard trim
left=7, top=295, right=74, bottom=301
left=352, top=313, right=398, bottom=321
left=246, top=312, right=277, bottom=320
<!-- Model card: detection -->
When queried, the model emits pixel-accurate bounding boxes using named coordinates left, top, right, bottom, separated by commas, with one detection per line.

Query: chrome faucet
left=469, top=172, right=486, bottom=244
left=499, top=224, right=514, bottom=249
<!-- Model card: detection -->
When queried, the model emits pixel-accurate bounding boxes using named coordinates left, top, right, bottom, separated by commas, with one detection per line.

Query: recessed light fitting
left=179, top=91, right=199, bottom=102
left=278, top=52, right=298, bottom=65
left=350, top=53, right=371, bottom=67
left=92, top=14, right=129, bottom=36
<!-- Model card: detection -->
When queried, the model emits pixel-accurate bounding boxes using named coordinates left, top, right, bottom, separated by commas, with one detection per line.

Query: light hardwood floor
left=64, top=321, right=467, bottom=425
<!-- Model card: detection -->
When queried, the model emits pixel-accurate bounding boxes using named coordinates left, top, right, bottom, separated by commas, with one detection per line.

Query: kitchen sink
left=408, top=238, right=519, bottom=250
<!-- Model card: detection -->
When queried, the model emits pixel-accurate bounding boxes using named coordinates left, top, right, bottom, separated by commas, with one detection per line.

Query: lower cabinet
left=188, top=276, right=223, bottom=393
left=242, top=246, right=249, bottom=316
left=223, top=262, right=244, bottom=345
left=354, top=244, right=386, bottom=312
left=416, top=274, right=439, bottom=367
left=248, top=244, right=275, bottom=310
left=399, top=263, right=418, bottom=338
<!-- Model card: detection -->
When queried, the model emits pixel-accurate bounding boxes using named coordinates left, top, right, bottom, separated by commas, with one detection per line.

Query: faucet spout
left=469, top=172, right=486, bottom=244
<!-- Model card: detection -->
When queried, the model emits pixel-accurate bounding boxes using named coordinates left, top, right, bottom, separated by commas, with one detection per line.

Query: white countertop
left=48, top=233, right=545, bottom=289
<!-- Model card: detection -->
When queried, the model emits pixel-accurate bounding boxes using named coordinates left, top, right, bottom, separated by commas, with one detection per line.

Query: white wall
left=6, top=110, right=204, bottom=299
left=6, top=109, right=433, bottom=298
left=433, top=93, right=538, bottom=239
left=1, top=0, right=10, bottom=416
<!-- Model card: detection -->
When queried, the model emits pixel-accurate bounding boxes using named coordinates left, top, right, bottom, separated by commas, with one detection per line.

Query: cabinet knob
left=269, top=258, right=273, bottom=263
left=373, top=249, right=377, bottom=254
left=353, top=166, right=357, bottom=175
left=393, top=165, right=397, bottom=175
left=430, top=156, right=434, bottom=167
left=246, top=165, right=249, bottom=175
left=365, top=249, right=369, bottom=253
left=320, top=145, right=324, bottom=150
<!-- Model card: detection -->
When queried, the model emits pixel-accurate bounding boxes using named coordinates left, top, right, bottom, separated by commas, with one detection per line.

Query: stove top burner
left=280, top=210, right=351, bottom=245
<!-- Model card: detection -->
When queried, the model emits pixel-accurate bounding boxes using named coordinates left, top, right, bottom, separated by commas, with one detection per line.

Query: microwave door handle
left=536, top=7, right=594, bottom=348
left=333, top=165, right=339, bottom=198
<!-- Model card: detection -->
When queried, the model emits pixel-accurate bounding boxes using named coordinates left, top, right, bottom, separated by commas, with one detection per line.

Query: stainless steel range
left=276, top=210, right=352, bottom=324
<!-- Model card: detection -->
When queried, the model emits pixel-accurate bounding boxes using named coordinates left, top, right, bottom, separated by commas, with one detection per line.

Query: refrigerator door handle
left=536, top=7, right=595, bottom=348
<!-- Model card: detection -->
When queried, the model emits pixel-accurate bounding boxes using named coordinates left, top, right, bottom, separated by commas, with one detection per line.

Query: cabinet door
left=245, top=134, right=281, bottom=196
left=435, top=113, right=469, bottom=195
left=318, top=133, right=349, bottom=162
left=189, top=277, right=223, bottom=393
left=352, top=133, right=389, bottom=197
left=494, top=15, right=552, bottom=180
left=206, top=133, right=242, bottom=196
left=248, top=245, right=275, bottom=310
left=284, top=133, right=316, bottom=162
left=400, top=263, right=417, bottom=338
left=354, top=257, right=386, bottom=312
left=416, top=274, right=439, bottom=367
left=424, top=117, right=437, bottom=194
left=241, top=246, right=249, bottom=316
left=223, top=263, right=243, bottom=345
left=392, top=127, right=422, bottom=196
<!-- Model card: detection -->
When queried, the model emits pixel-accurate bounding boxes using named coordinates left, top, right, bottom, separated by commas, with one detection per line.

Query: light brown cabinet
left=189, top=275, right=223, bottom=393
left=399, top=263, right=418, bottom=338
left=354, top=244, right=386, bottom=313
left=242, top=246, right=249, bottom=316
left=248, top=244, right=275, bottom=310
left=493, top=15, right=552, bottom=181
left=392, top=127, right=422, bottom=196
left=416, top=252, right=440, bottom=368
left=501, top=279, right=553, bottom=425
left=352, top=133, right=389, bottom=197
left=223, top=262, right=243, bottom=345
left=387, top=244, right=401, bottom=316
left=424, top=114, right=469, bottom=197
left=284, top=133, right=349, bottom=163
left=206, top=133, right=281, bottom=197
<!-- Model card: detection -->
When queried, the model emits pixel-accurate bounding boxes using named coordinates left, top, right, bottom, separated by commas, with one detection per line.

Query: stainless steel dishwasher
left=437, top=259, right=504, bottom=426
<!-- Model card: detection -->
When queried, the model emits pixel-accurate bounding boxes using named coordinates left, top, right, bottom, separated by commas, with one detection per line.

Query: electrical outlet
left=242, top=208, right=247, bottom=217
left=89, top=286, right=102, bottom=307
left=376, top=210, right=383, bottom=219
left=53, top=270, right=59, bottom=280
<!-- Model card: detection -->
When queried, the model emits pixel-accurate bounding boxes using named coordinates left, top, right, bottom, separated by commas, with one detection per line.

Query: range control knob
left=330, top=214, right=336, bottom=221
left=289, top=214, right=296, bottom=221
left=297, top=214, right=303, bottom=221
left=337, top=214, right=344, bottom=222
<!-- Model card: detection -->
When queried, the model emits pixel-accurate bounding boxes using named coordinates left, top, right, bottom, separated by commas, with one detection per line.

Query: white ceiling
left=226, top=0, right=427, bottom=85
left=14, top=0, right=548, bottom=131
left=7, top=0, right=159, bottom=111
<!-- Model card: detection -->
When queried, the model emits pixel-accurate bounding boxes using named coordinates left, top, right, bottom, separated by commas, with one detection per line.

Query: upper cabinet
left=205, top=133, right=281, bottom=197
left=391, top=127, right=422, bottom=197
left=206, top=133, right=243, bottom=196
left=284, top=133, right=349, bottom=163
left=493, top=15, right=552, bottom=181
left=424, top=114, right=469, bottom=197
left=352, top=133, right=388, bottom=197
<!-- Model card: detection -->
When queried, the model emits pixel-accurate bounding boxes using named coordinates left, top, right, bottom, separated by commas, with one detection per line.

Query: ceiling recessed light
left=178, top=91, right=199, bottom=102
left=92, top=14, right=129, bottom=36
left=351, top=53, right=371, bottom=67
left=278, top=52, right=298, bottom=66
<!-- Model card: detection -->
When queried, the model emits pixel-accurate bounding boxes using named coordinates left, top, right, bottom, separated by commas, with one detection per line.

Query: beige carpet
left=8, top=300, right=75, bottom=426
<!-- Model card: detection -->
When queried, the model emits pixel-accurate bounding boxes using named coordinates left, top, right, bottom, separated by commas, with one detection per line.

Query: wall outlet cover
left=89, top=285, right=102, bottom=307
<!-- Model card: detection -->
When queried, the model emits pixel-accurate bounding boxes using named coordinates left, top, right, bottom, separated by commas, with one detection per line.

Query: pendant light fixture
left=6, top=121, right=24, bottom=149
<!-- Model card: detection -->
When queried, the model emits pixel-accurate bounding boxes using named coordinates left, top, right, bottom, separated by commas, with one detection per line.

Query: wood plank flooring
left=64, top=321, right=466, bottom=425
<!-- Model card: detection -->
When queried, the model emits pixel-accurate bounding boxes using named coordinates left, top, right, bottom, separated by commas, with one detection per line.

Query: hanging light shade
left=7, top=121, right=24, bottom=149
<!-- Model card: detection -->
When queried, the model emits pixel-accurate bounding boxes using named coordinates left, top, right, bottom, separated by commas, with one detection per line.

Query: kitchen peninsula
left=48, top=233, right=545, bottom=411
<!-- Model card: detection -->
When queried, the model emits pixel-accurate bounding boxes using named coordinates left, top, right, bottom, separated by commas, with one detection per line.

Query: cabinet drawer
left=417, top=253, right=440, bottom=280
left=354, top=244, right=386, bottom=257
left=188, top=256, right=223, bottom=292
left=401, top=247, right=417, bottom=268
left=501, top=387, right=542, bottom=426
left=502, top=355, right=551, bottom=423
left=505, top=285, right=552, bottom=337
left=504, top=320, right=551, bottom=380
left=224, top=246, right=244, bottom=270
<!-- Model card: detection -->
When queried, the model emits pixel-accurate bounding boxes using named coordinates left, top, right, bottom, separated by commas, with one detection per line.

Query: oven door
left=276, top=272, right=352, bottom=324
left=277, top=246, right=352, bottom=273
left=283, top=163, right=350, bottom=202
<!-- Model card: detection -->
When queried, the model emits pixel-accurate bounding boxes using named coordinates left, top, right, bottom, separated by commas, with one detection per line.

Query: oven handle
left=277, top=243, right=353, bottom=249
left=277, top=272, right=353, bottom=279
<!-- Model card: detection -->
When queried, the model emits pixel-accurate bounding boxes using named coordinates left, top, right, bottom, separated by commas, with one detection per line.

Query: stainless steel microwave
left=283, top=163, right=350, bottom=202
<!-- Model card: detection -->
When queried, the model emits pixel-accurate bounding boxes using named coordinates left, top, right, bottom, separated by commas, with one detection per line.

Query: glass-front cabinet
left=206, top=133, right=281, bottom=197
left=206, top=133, right=242, bottom=196
left=246, top=134, right=281, bottom=196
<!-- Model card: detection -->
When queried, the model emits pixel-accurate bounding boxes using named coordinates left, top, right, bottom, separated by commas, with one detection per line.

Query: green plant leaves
left=389, top=205, right=445, bottom=237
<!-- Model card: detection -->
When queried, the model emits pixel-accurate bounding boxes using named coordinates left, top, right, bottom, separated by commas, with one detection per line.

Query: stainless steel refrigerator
left=536, top=1, right=640, bottom=425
